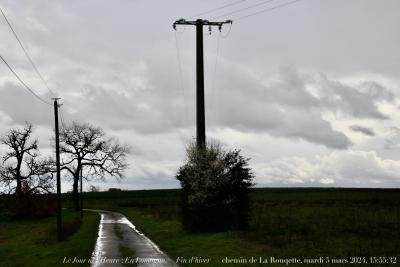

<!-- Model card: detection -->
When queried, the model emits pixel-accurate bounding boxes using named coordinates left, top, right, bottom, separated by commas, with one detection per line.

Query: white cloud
left=255, top=150, right=400, bottom=187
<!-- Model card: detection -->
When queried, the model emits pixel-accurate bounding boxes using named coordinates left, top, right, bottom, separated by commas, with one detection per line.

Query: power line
left=234, top=0, right=303, bottom=21
left=175, top=24, right=186, bottom=34
left=174, top=30, right=188, bottom=127
left=210, top=34, right=221, bottom=125
left=187, top=0, right=248, bottom=19
left=0, top=6, right=57, bottom=97
left=220, top=22, right=233, bottom=38
left=211, top=34, right=221, bottom=97
left=59, top=106, right=67, bottom=131
left=212, top=0, right=277, bottom=20
left=0, top=54, right=52, bottom=106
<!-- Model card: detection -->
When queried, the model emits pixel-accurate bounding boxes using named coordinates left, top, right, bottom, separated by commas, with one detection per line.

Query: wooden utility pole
left=53, top=98, right=62, bottom=240
left=173, top=19, right=232, bottom=148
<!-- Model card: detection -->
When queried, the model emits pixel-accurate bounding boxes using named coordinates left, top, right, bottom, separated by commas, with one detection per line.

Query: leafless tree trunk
left=59, top=122, right=129, bottom=210
left=0, top=123, right=53, bottom=199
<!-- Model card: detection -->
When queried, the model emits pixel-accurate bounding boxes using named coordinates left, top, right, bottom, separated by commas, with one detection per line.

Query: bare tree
left=88, top=184, right=100, bottom=192
left=0, top=123, right=53, bottom=197
left=59, top=121, right=129, bottom=210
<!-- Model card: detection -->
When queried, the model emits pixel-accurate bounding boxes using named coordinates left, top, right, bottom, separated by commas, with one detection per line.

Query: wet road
left=86, top=209, right=178, bottom=267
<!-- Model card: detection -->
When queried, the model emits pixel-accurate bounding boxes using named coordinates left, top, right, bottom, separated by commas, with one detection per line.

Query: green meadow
left=0, top=210, right=99, bottom=267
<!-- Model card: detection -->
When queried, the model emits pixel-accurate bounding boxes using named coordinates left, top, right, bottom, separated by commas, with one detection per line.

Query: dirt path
left=86, top=209, right=178, bottom=267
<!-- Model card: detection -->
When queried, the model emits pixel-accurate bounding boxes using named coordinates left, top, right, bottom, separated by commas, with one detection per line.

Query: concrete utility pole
left=53, top=98, right=62, bottom=240
left=173, top=18, right=232, bottom=148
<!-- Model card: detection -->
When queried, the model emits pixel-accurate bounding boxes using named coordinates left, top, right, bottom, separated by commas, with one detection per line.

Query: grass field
left=82, top=188, right=400, bottom=266
left=0, top=210, right=99, bottom=267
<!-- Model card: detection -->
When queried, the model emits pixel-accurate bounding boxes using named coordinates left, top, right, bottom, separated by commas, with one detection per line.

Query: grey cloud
left=0, top=82, right=53, bottom=126
left=273, top=109, right=351, bottom=149
left=195, top=65, right=353, bottom=149
left=1, top=61, right=390, bottom=151
left=319, top=76, right=390, bottom=120
left=384, top=127, right=400, bottom=150
left=73, top=84, right=185, bottom=134
left=350, top=125, right=376, bottom=136
left=361, top=81, right=394, bottom=102
left=62, top=64, right=394, bottom=149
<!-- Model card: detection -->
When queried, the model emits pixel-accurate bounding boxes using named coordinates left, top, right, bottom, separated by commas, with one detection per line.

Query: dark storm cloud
left=350, top=125, right=376, bottom=136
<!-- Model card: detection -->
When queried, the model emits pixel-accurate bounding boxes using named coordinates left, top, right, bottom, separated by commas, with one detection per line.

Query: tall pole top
left=52, top=98, right=62, bottom=107
left=173, top=18, right=232, bottom=31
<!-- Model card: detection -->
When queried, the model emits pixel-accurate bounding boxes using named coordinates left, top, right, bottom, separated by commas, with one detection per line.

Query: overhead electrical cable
left=174, top=30, right=188, bottom=127
left=0, top=54, right=52, bottom=105
left=174, top=31, right=185, bottom=95
left=210, top=34, right=221, bottom=125
left=187, top=0, right=249, bottom=19
left=212, top=0, right=277, bottom=19
left=0, top=6, right=57, bottom=97
left=220, top=22, right=233, bottom=38
left=59, top=106, right=67, bottom=131
left=233, top=0, right=303, bottom=21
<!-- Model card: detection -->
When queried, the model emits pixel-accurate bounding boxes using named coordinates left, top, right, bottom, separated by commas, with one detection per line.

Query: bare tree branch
left=0, top=123, right=53, bottom=195
left=58, top=121, right=129, bottom=210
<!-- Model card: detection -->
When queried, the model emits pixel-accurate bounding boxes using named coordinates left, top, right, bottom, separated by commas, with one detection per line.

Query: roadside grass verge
left=119, top=207, right=263, bottom=267
left=0, top=210, right=99, bottom=267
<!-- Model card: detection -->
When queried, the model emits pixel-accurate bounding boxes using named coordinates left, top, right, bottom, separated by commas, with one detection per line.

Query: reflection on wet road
left=86, top=209, right=178, bottom=267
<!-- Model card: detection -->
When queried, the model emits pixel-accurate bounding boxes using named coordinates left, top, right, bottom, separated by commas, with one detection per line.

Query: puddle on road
left=101, top=216, right=162, bottom=253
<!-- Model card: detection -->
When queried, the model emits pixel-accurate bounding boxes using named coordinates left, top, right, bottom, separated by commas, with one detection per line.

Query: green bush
left=176, top=143, right=254, bottom=232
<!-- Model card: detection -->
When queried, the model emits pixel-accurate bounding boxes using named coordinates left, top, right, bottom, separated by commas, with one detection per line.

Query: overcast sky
left=1, top=0, right=400, bottom=191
